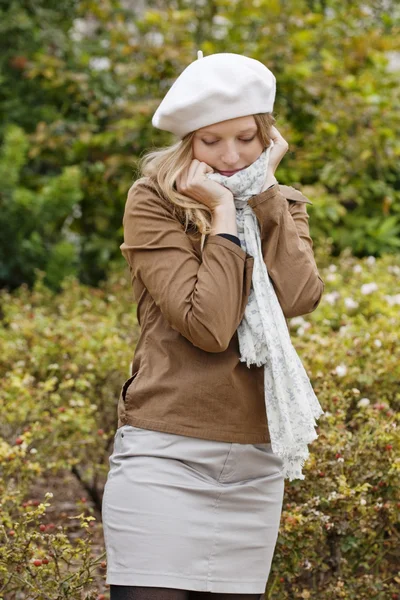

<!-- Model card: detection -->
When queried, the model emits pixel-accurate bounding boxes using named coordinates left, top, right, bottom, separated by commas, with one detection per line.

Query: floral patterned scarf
left=207, top=145, right=324, bottom=481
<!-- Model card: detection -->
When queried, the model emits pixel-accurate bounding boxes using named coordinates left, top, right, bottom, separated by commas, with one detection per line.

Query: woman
left=102, top=52, right=324, bottom=600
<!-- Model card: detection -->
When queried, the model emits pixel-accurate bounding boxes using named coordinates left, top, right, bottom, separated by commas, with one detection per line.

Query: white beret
left=152, top=52, right=276, bottom=139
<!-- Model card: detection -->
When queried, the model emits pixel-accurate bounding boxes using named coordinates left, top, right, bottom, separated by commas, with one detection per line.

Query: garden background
left=0, top=0, right=399, bottom=598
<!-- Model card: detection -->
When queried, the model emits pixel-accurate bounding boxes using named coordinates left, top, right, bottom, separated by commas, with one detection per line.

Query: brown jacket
left=117, top=177, right=324, bottom=443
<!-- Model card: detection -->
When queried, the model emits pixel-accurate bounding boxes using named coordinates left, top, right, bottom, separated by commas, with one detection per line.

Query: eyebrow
left=199, top=127, right=257, bottom=136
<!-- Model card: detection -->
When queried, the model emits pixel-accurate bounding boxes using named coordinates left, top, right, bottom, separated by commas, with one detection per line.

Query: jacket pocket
left=121, top=371, right=139, bottom=403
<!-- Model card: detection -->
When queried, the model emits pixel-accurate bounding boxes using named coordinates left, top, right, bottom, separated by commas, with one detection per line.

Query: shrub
left=0, top=125, right=83, bottom=291
left=1, top=1, right=399, bottom=290
left=1, top=251, right=399, bottom=598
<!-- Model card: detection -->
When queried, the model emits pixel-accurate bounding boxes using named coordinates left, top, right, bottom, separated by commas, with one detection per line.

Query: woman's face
left=192, top=115, right=264, bottom=176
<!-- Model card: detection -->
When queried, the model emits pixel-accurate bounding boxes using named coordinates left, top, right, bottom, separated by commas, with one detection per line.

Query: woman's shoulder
left=127, top=176, right=171, bottom=209
left=125, top=177, right=185, bottom=226
left=128, top=176, right=160, bottom=197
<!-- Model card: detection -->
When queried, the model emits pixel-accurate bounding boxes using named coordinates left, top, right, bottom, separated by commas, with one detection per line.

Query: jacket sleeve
left=247, top=183, right=325, bottom=318
left=120, top=179, right=254, bottom=353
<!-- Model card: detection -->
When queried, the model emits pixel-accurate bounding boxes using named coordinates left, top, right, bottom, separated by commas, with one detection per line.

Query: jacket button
left=121, top=432, right=124, bottom=438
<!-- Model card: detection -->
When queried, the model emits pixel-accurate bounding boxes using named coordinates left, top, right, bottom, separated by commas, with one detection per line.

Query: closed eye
left=202, top=136, right=257, bottom=146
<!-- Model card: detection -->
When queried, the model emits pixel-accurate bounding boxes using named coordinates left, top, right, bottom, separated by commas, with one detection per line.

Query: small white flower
left=384, top=294, right=400, bottom=306
left=297, top=327, right=305, bottom=336
left=385, top=50, right=400, bottom=73
left=213, top=15, right=231, bottom=25
left=290, top=316, right=305, bottom=325
left=360, top=497, right=367, bottom=505
left=388, top=265, right=400, bottom=276
left=357, top=397, right=370, bottom=408
left=289, top=316, right=306, bottom=328
left=337, top=457, right=344, bottom=463
left=353, top=264, right=363, bottom=273
left=361, top=282, right=378, bottom=295
left=69, top=18, right=97, bottom=42
left=30, top=448, right=38, bottom=454
left=344, top=297, right=359, bottom=309
left=328, top=264, right=337, bottom=272
left=72, top=204, right=82, bottom=219
left=352, top=388, right=360, bottom=395
left=335, top=364, right=347, bottom=377
left=212, top=15, right=230, bottom=39
left=326, top=273, right=337, bottom=282
left=324, top=291, right=340, bottom=305
left=144, top=31, right=164, bottom=47
left=374, top=339, right=382, bottom=348
left=89, top=57, right=111, bottom=71
left=366, top=256, right=376, bottom=266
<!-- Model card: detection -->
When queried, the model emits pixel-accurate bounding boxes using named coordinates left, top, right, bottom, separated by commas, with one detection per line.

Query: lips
left=217, top=168, right=245, bottom=176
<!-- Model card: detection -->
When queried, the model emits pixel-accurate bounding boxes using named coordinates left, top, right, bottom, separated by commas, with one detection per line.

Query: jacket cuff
left=206, top=234, right=247, bottom=260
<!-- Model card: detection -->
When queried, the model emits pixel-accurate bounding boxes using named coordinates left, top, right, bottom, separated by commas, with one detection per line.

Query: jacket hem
left=118, top=415, right=271, bottom=444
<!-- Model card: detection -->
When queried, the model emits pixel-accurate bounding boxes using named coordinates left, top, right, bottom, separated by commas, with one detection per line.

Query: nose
left=221, top=143, right=240, bottom=167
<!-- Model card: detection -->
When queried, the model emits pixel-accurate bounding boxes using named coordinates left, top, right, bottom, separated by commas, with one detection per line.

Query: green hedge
left=1, top=249, right=399, bottom=598
left=1, top=0, right=399, bottom=290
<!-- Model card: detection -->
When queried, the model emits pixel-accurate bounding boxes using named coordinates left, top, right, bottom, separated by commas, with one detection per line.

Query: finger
left=270, top=126, right=282, bottom=142
left=270, top=125, right=288, bottom=147
left=198, top=161, right=214, bottom=174
left=186, top=159, right=200, bottom=186
left=176, top=169, right=188, bottom=192
left=193, top=161, right=213, bottom=180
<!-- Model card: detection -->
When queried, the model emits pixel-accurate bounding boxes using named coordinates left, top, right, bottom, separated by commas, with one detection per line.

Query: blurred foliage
left=1, top=251, right=399, bottom=598
left=0, top=125, right=83, bottom=290
left=0, top=0, right=399, bottom=290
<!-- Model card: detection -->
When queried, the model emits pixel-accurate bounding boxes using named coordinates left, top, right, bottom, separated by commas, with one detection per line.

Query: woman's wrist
left=261, top=174, right=278, bottom=192
left=210, top=203, right=238, bottom=237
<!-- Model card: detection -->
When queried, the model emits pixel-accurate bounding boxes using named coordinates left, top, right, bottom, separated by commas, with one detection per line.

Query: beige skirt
left=101, top=425, right=285, bottom=593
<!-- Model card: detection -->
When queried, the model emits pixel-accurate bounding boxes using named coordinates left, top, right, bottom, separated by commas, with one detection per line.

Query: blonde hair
left=138, top=113, right=276, bottom=253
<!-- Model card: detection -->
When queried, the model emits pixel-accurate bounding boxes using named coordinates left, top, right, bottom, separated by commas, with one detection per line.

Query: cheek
left=246, top=141, right=264, bottom=162
left=192, top=141, right=213, bottom=163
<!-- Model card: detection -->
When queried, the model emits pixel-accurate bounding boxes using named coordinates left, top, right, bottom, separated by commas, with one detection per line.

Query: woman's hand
left=261, top=126, right=289, bottom=192
left=176, top=159, right=234, bottom=212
